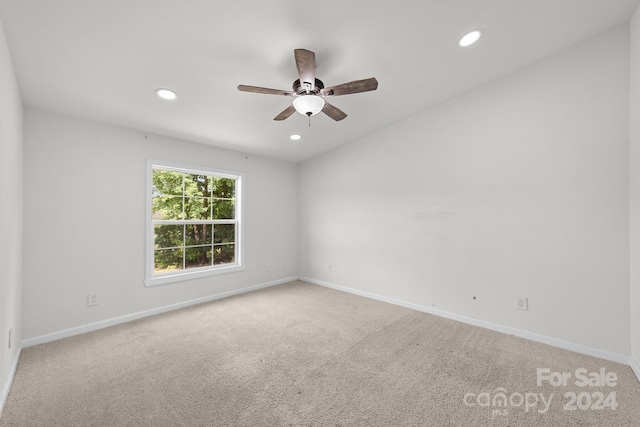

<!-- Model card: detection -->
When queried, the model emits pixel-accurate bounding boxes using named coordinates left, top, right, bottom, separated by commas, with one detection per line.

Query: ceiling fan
left=237, top=49, right=378, bottom=122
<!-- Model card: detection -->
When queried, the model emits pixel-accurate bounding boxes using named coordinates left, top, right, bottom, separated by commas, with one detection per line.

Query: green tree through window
left=147, top=162, right=243, bottom=285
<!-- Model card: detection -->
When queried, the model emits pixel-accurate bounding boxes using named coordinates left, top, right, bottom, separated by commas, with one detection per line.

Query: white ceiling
left=1, top=0, right=639, bottom=162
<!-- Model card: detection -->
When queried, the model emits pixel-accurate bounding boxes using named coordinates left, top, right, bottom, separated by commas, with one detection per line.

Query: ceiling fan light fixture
left=459, top=30, right=482, bottom=47
left=293, top=95, right=325, bottom=117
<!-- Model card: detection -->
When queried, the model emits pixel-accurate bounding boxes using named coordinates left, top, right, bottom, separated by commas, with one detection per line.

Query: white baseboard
left=21, top=276, right=297, bottom=348
left=631, top=356, right=640, bottom=383
left=301, top=277, right=634, bottom=368
left=1, top=346, right=22, bottom=419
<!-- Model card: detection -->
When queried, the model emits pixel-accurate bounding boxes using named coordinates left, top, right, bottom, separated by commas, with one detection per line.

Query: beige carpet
left=1, top=280, right=639, bottom=426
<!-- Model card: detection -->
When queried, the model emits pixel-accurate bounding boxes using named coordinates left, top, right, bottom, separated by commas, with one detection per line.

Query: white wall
left=22, top=108, right=298, bottom=340
left=299, top=26, right=631, bottom=355
left=629, top=5, right=640, bottom=373
left=0, top=17, right=23, bottom=412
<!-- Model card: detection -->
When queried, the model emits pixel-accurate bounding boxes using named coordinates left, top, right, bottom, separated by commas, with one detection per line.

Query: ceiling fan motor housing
left=293, top=78, right=324, bottom=95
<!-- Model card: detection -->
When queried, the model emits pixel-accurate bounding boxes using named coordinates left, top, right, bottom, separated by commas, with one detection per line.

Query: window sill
left=144, top=264, right=245, bottom=287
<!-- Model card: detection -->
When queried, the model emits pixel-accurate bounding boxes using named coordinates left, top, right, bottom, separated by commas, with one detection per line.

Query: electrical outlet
left=517, top=297, right=528, bottom=311
left=327, top=264, right=333, bottom=272
left=88, top=294, right=98, bottom=307
left=265, top=265, right=271, bottom=273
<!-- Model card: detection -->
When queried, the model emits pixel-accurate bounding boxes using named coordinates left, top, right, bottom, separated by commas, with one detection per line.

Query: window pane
left=214, top=224, right=235, bottom=244
left=212, top=199, right=235, bottom=219
left=184, top=197, right=211, bottom=220
left=186, top=224, right=213, bottom=246
left=184, top=174, right=212, bottom=198
left=212, top=177, right=235, bottom=198
left=154, top=224, right=184, bottom=249
left=152, top=170, right=183, bottom=196
left=152, top=195, right=183, bottom=220
left=185, top=246, right=212, bottom=269
left=213, top=244, right=235, bottom=265
left=154, top=248, right=184, bottom=273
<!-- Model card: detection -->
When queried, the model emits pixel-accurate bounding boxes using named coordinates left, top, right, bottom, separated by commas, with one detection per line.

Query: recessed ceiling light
left=155, top=88, right=178, bottom=100
left=290, top=134, right=302, bottom=141
left=459, top=30, right=482, bottom=47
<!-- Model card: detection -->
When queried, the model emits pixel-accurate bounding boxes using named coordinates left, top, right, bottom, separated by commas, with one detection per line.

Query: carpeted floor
left=1, top=280, right=639, bottom=426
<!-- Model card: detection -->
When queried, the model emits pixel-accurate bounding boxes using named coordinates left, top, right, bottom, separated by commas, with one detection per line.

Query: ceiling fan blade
left=294, top=49, right=316, bottom=91
left=322, top=101, right=347, bottom=121
left=274, top=105, right=296, bottom=121
left=237, top=85, right=294, bottom=96
left=320, top=77, right=378, bottom=96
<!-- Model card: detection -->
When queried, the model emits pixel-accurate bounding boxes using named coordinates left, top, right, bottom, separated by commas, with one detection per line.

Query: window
left=145, top=160, right=244, bottom=286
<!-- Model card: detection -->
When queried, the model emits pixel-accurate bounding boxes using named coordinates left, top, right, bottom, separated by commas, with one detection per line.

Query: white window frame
left=145, top=159, right=245, bottom=287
